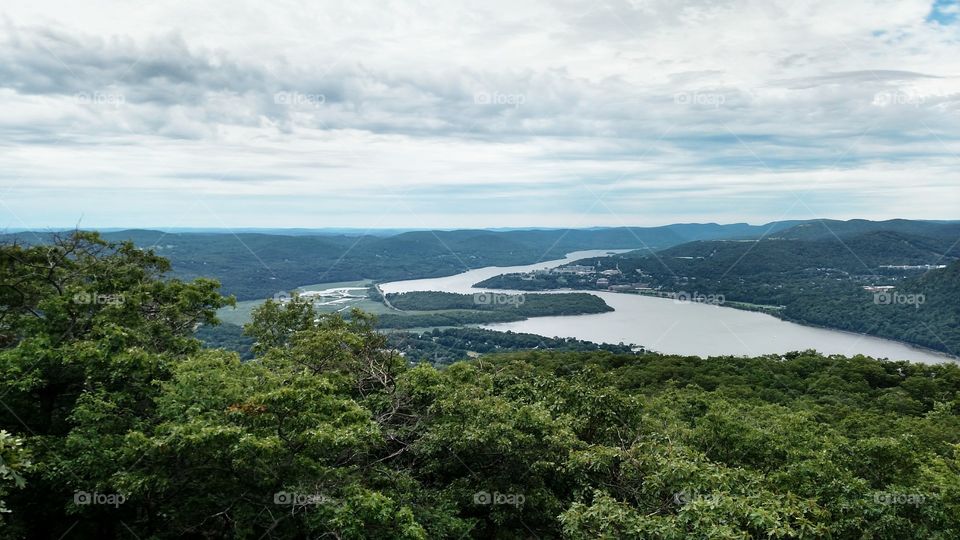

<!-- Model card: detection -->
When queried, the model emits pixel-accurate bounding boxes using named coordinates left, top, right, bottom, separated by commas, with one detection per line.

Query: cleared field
left=297, top=280, right=373, bottom=293
left=216, top=279, right=394, bottom=326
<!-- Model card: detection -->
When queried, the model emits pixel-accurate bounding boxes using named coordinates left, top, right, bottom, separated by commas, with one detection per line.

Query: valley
left=196, top=222, right=958, bottom=364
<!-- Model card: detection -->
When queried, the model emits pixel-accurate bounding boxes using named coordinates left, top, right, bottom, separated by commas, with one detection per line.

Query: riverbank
left=380, top=251, right=955, bottom=364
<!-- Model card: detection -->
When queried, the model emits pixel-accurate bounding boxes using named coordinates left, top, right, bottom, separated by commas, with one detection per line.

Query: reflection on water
left=381, top=250, right=955, bottom=364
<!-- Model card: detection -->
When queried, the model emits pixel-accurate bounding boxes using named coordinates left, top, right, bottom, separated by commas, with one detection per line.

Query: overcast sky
left=1, top=0, right=958, bottom=229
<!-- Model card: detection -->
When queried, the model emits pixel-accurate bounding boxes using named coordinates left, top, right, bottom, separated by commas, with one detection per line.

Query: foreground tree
left=1, top=233, right=958, bottom=538
left=0, top=232, right=230, bottom=538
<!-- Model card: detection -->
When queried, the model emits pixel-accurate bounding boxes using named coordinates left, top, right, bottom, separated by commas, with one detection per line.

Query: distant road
left=375, top=284, right=402, bottom=311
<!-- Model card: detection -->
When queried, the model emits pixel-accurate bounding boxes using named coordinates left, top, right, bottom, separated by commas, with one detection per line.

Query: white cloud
left=0, top=0, right=958, bottom=228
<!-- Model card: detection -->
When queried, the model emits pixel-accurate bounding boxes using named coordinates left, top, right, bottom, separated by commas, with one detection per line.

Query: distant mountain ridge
left=642, top=230, right=959, bottom=275
left=3, top=219, right=956, bottom=300
left=772, top=219, right=960, bottom=242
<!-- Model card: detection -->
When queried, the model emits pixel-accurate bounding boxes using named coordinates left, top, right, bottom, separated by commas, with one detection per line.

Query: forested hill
left=4, top=219, right=953, bottom=301
left=1, top=232, right=959, bottom=538
left=628, top=230, right=960, bottom=277
left=554, top=224, right=960, bottom=354
left=772, top=218, right=960, bottom=242
left=0, top=221, right=801, bottom=300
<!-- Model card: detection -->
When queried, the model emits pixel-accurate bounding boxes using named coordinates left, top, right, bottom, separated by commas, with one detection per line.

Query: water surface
left=380, top=250, right=955, bottom=364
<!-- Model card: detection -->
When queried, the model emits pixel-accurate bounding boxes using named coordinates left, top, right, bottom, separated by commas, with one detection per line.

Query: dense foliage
left=374, top=292, right=610, bottom=330
left=375, top=310, right=529, bottom=329
left=386, top=327, right=639, bottom=365
left=2, top=232, right=959, bottom=538
left=196, top=324, right=639, bottom=365
left=387, top=291, right=610, bottom=314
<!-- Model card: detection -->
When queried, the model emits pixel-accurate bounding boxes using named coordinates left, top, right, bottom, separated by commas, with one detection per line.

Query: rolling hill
left=1, top=221, right=814, bottom=300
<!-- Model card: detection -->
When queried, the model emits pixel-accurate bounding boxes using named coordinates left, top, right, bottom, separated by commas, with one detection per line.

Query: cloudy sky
left=2, top=0, right=959, bottom=229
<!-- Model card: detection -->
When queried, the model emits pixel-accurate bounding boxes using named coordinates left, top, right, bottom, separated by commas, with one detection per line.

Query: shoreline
left=457, top=250, right=959, bottom=363
left=594, top=287, right=959, bottom=362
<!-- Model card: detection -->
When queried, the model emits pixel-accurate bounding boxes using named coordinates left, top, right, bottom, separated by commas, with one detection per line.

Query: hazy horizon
left=6, top=217, right=960, bottom=235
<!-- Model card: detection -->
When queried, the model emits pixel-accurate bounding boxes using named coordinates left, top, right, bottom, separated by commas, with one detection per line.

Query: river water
left=380, top=250, right=955, bottom=364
